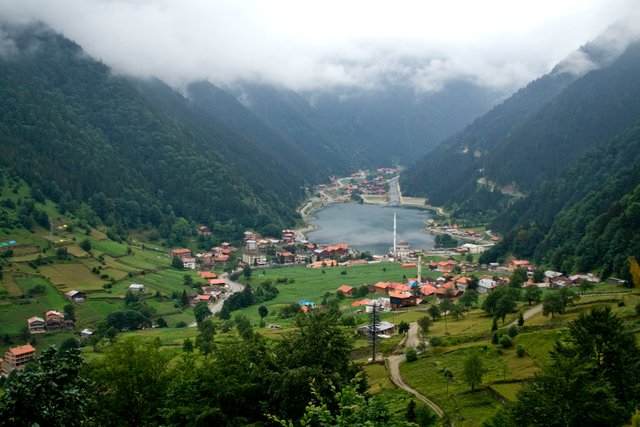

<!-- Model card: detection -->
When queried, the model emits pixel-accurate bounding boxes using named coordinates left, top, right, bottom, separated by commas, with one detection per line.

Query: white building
left=478, top=277, right=497, bottom=294
left=128, top=283, right=145, bottom=292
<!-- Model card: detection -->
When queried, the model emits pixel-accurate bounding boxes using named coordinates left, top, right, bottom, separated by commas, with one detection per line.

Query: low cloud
left=0, top=0, right=638, bottom=93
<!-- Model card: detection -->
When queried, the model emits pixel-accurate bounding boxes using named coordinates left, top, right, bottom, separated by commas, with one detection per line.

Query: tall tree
left=0, top=347, right=91, bottom=426
left=462, top=353, right=484, bottom=392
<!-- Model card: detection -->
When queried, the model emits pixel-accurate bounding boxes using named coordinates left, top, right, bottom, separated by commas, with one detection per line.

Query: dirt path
left=189, top=272, right=245, bottom=327
left=507, top=303, right=543, bottom=327
left=385, top=322, right=445, bottom=418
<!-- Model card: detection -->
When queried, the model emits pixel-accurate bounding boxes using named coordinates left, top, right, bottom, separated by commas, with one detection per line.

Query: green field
left=0, top=275, right=67, bottom=335
left=39, top=263, right=106, bottom=290
left=400, top=345, right=508, bottom=426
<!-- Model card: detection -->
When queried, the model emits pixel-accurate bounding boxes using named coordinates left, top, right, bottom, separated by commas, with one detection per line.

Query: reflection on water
left=307, top=203, right=435, bottom=255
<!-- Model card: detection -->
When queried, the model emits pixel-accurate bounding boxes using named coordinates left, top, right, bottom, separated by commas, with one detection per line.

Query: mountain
left=482, top=120, right=640, bottom=278
left=185, top=80, right=331, bottom=183
left=0, top=23, right=304, bottom=240
left=401, top=33, right=640, bottom=219
left=307, top=81, right=502, bottom=164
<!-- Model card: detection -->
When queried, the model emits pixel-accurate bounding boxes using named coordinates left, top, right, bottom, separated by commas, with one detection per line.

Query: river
left=307, top=202, right=435, bottom=255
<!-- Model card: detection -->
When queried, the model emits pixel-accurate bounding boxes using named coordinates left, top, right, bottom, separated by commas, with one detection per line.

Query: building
left=509, top=260, right=532, bottom=272
left=389, top=292, right=417, bottom=309
left=357, top=321, right=396, bottom=337
left=64, top=290, right=86, bottom=303
left=171, top=248, right=192, bottom=260
left=80, top=328, right=95, bottom=338
left=2, top=344, right=36, bottom=372
left=336, top=285, right=354, bottom=297
left=182, top=257, right=196, bottom=270
left=27, top=316, right=46, bottom=333
left=242, top=249, right=266, bottom=266
left=128, top=283, right=145, bottom=292
left=478, top=277, right=498, bottom=294
left=45, top=310, right=72, bottom=331
left=437, top=260, right=458, bottom=273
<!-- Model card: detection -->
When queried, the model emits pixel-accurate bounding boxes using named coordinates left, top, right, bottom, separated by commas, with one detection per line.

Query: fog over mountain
left=0, top=0, right=638, bottom=94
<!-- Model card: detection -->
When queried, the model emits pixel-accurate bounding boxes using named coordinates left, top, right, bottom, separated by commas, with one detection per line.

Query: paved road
left=385, top=322, right=445, bottom=418
left=190, top=272, right=245, bottom=327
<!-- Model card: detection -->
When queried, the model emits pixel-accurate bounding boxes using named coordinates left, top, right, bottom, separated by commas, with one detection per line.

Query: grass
left=400, top=345, right=508, bottom=426
left=489, top=383, right=522, bottom=402
left=38, top=263, right=106, bottom=291
left=0, top=275, right=67, bottom=335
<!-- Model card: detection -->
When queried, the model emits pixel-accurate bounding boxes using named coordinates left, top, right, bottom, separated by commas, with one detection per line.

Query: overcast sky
left=1, top=0, right=638, bottom=92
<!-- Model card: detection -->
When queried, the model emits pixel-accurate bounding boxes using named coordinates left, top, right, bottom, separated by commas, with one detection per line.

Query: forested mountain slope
left=482, top=121, right=640, bottom=278
left=401, top=38, right=640, bottom=211
left=0, top=23, right=304, bottom=240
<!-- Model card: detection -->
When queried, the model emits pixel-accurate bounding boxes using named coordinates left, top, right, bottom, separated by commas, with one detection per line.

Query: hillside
left=0, top=23, right=305, bottom=241
left=482, top=120, right=640, bottom=277
left=401, top=36, right=640, bottom=216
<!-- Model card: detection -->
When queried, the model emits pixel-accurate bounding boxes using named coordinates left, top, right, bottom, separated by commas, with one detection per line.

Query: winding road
left=385, top=322, right=445, bottom=418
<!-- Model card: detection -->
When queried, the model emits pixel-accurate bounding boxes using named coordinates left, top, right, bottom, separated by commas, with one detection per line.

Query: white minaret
left=417, top=250, right=422, bottom=282
left=393, top=211, right=397, bottom=258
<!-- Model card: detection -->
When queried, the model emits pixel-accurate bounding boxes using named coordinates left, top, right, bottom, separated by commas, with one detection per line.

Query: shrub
left=507, top=325, right=519, bottom=338
left=405, top=347, right=418, bottom=362
left=175, top=321, right=188, bottom=328
left=499, top=335, right=513, bottom=349
left=516, top=345, right=526, bottom=357
left=492, top=332, right=499, bottom=345
left=618, top=300, right=625, bottom=307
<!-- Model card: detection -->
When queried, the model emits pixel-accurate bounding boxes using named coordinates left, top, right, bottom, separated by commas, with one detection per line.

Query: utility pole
left=370, top=303, right=380, bottom=362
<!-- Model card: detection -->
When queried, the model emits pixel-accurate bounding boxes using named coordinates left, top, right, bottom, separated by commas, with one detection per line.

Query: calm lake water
left=307, top=203, right=435, bottom=255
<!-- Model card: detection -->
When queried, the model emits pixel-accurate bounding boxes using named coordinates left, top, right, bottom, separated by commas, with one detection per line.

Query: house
left=207, top=278, right=226, bottom=286
left=544, top=270, right=564, bottom=283
left=128, top=283, right=145, bottom=292
left=242, top=249, right=266, bottom=266
left=199, top=271, right=217, bottom=280
left=437, top=260, right=458, bottom=273
left=27, top=316, right=46, bottom=333
left=277, top=251, right=295, bottom=264
left=569, top=273, right=601, bottom=284
left=314, top=243, right=349, bottom=260
left=336, top=285, right=354, bottom=297
left=478, top=277, right=497, bottom=294
left=365, top=298, right=391, bottom=313
left=509, top=260, right=532, bottom=272
left=351, top=298, right=372, bottom=307
left=171, top=248, right=192, bottom=260
left=197, top=225, right=212, bottom=236
left=357, top=321, right=396, bottom=337
left=374, top=282, right=392, bottom=294
left=389, top=292, right=417, bottom=309
left=64, top=290, right=86, bottom=303
left=2, top=344, right=36, bottom=372
left=455, top=277, right=471, bottom=292
left=45, top=310, right=72, bottom=330
left=80, top=328, right=95, bottom=338
left=420, top=284, right=437, bottom=298
left=182, top=257, right=196, bottom=270
left=196, top=294, right=212, bottom=303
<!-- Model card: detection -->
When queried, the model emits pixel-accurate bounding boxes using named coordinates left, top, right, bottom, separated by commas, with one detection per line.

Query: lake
left=307, top=202, right=435, bottom=255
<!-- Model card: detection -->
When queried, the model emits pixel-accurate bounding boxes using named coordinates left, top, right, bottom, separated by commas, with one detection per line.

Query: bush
left=405, top=347, right=418, bottom=362
left=507, top=325, right=519, bottom=338
left=636, top=302, right=640, bottom=316
left=175, top=321, right=188, bottom=328
left=492, top=332, right=499, bottom=345
left=618, top=300, right=625, bottom=307
left=499, top=335, right=513, bottom=349
left=516, top=345, right=526, bottom=357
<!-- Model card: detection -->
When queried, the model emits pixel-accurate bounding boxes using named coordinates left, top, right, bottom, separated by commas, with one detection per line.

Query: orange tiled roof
left=8, top=344, right=36, bottom=356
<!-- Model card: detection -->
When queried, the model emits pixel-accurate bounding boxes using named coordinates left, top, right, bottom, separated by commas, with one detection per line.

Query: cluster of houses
left=27, top=310, right=74, bottom=334
left=171, top=242, right=236, bottom=271
left=429, top=224, right=500, bottom=243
